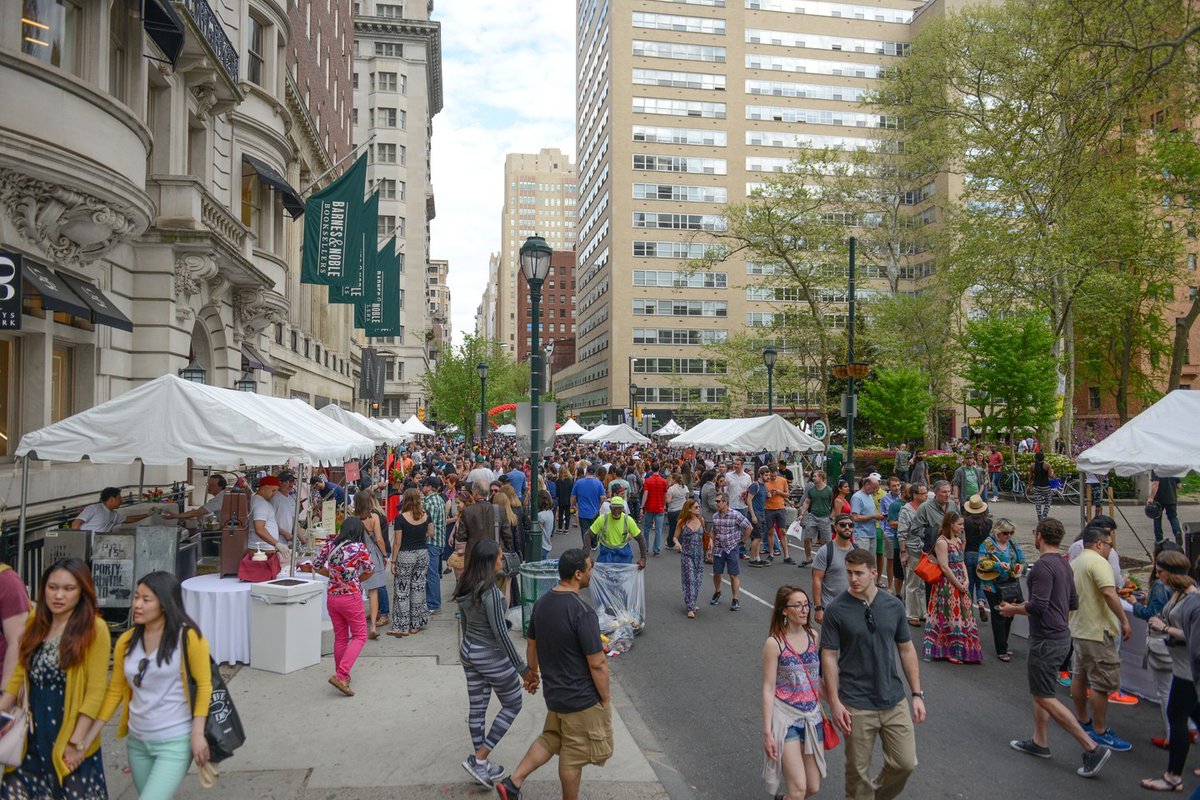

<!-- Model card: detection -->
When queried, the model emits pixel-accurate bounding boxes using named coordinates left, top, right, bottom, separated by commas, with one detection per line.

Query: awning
left=22, top=262, right=91, bottom=320
left=241, top=342, right=276, bottom=374
left=141, top=0, right=186, bottom=67
left=242, top=155, right=305, bottom=219
left=55, top=272, right=134, bottom=332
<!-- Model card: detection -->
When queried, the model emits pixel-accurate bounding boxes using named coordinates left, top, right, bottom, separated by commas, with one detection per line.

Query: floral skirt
left=924, top=576, right=983, bottom=663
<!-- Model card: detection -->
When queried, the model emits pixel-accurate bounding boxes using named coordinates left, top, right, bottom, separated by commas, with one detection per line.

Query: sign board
left=811, top=419, right=828, bottom=439
left=321, top=499, right=336, bottom=532
left=92, top=533, right=135, bottom=608
left=343, top=460, right=361, bottom=482
left=0, top=252, right=20, bottom=330
left=515, top=401, right=556, bottom=457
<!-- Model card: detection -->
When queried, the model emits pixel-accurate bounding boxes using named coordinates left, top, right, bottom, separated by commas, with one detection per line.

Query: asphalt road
left=549, top=520, right=1180, bottom=800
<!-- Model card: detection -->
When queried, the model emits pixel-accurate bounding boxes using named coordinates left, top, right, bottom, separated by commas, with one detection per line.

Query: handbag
left=183, top=631, right=246, bottom=763
left=996, top=579, right=1024, bottom=604
left=0, top=685, right=29, bottom=767
left=787, top=636, right=841, bottom=751
left=914, top=552, right=942, bottom=584
left=494, top=505, right=522, bottom=577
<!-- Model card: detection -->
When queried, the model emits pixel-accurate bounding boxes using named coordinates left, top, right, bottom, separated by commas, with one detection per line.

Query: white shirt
left=75, top=502, right=125, bottom=533
left=248, top=494, right=279, bottom=550
left=466, top=467, right=496, bottom=490
left=201, top=490, right=226, bottom=517
left=725, top=470, right=752, bottom=510
left=126, top=637, right=192, bottom=742
left=270, top=490, right=297, bottom=536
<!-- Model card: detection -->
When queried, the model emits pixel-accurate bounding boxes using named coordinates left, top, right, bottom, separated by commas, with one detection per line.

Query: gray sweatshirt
left=458, top=585, right=529, bottom=677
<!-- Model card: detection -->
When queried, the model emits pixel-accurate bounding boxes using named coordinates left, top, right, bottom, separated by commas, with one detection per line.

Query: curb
left=610, top=671, right=699, bottom=800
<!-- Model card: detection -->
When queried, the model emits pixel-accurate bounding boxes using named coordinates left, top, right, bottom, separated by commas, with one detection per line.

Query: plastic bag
left=785, top=519, right=804, bottom=541
left=589, top=563, right=646, bottom=649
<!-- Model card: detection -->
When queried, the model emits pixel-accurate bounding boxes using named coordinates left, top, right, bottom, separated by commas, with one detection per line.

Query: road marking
left=722, top=578, right=774, bottom=609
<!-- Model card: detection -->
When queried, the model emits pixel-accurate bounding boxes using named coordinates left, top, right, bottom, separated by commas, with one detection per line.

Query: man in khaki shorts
left=497, top=548, right=613, bottom=800
left=1070, top=526, right=1133, bottom=752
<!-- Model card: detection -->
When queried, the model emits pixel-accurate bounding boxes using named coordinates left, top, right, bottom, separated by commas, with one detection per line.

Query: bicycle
left=1026, top=476, right=1080, bottom=505
left=1000, top=469, right=1026, bottom=502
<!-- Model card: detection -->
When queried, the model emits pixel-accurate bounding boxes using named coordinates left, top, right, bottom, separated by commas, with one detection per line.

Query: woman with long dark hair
left=314, top=517, right=374, bottom=695
left=1030, top=451, right=1053, bottom=521
left=79, top=571, right=212, bottom=798
left=675, top=499, right=706, bottom=618
left=354, top=490, right=389, bottom=640
left=391, top=488, right=432, bottom=637
left=453, top=540, right=535, bottom=789
left=762, top=585, right=826, bottom=799
left=0, top=558, right=110, bottom=798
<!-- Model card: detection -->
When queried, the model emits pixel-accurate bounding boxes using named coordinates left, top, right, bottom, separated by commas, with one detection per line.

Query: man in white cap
left=851, top=473, right=885, bottom=556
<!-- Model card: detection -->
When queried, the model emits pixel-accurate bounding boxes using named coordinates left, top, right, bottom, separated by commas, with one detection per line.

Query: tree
left=857, top=367, right=933, bottom=446
left=963, top=313, right=1060, bottom=447
left=420, top=335, right=529, bottom=438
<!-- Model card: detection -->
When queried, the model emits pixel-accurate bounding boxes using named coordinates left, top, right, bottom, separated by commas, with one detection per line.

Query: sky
left=429, top=1, right=578, bottom=345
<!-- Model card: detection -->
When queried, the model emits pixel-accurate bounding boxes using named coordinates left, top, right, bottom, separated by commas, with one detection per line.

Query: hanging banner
left=329, top=192, right=380, bottom=304
left=358, top=347, right=385, bottom=402
left=0, top=251, right=21, bottom=330
left=301, top=154, right=367, bottom=287
left=355, top=236, right=402, bottom=338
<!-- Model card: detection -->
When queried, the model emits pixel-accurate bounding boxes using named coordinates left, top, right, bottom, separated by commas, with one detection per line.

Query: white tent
left=1076, top=390, right=1200, bottom=477
left=399, top=414, right=436, bottom=436
left=669, top=414, right=825, bottom=453
left=496, top=423, right=517, bottom=435
left=319, top=404, right=406, bottom=446
left=556, top=418, right=588, bottom=436
left=16, top=374, right=377, bottom=467
left=655, top=419, right=685, bottom=437
left=579, top=423, right=652, bottom=444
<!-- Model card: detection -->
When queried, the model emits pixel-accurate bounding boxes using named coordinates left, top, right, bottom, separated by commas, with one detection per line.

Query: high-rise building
left=517, top=250, right=576, bottom=364
left=475, top=252, right=500, bottom=341
left=427, top=258, right=451, bottom=358
left=352, top=0, right=442, bottom=418
left=495, top=149, right=578, bottom=355
left=560, top=0, right=931, bottom=423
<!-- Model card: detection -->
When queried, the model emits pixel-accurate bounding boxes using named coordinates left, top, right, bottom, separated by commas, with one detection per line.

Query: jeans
left=579, top=516, right=597, bottom=547
left=598, top=542, right=633, bottom=564
left=643, top=512, right=665, bottom=552
left=426, top=542, right=443, bottom=610
left=963, top=550, right=984, bottom=603
left=327, top=592, right=367, bottom=681
left=127, top=734, right=193, bottom=800
left=1154, top=504, right=1183, bottom=545
left=988, top=472, right=1001, bottom=501
left=666, top=510, right=681, bottom=547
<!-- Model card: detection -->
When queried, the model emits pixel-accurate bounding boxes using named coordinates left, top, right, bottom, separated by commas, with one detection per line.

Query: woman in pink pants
left=313, top=516, right=374, bottom=696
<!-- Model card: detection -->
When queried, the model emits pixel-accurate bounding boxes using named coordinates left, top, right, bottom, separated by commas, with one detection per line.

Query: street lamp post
left=629, top=383, right=639, bottom=428
left=763, top=347, right=777, bottom=416
left=520, top=234, right=552, bottom=561
left=476, top=362, right=489, bottom=445
left=845, top=237, right=859, bottom=488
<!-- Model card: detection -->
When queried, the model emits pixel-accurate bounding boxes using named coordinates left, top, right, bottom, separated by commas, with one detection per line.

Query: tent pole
left=16, top=457, right=29, bottom=584
left=1078, top=470, right=1086, bottom=533
left=290, top=463, right=303, bottom=578
left=138, top=461, right=145, bottom=498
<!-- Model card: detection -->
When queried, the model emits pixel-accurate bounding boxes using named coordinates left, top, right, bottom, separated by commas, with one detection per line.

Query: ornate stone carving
left=173, top=253, right=218, bottom=322
left=0, top=169, right=142, bottom=266
left=193, top=85, right=218, bottom=121
left=232, top=287, right=288, bottom=343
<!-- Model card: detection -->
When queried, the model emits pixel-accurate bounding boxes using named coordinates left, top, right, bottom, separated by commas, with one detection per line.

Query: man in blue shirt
left=506, top=461, right=528, bottom=500
left=570, top=464, right=607, bottom=547
left=311, top=473, right=346, bottom=506
left=850, top=473, right=884, bottom=553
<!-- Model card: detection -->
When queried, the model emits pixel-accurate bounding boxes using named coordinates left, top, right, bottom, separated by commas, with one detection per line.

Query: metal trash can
left=248, top=578, right=325, bottom=674
left=518, top=560, right=559, bottom=638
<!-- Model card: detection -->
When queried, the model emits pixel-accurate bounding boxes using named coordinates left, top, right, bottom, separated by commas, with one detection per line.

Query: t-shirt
left=749, top=481, right=767, bottom=518
left=1067, top=539, right=1121, bottom=587
left=126, top=638, right=191, bottom=742
left=465, top=467, right=497, bottom=490
left=506, top=469, right=527, bottom=499
left=1026, top=552, right=1076, bottom=640
left=1070, top=548, right=1120, bottom=643
left=765, top=477, right=789, bottom=510
left=74, top=502, right=125, bottom=533
left=987, top=451, right=1004, bottom=472
left=850, top=490, right=877, bottom=545
left=819, top=590, right=911, bottom=711
left=964, top=470, right=979, bottom=499
left=642, top=473, right=668, bottom=514
left=725, top=471, right=752, bottom=510
left=1153, top=472, right=1179, bottom=505
left=248, top=494, right=280, bottom=550
left=0, top=568, right=29, bottom=672
left=270, top=490, right=297, bottom=536
left=805, top=484, right=833, bottom=517
left=571, top=477, right=607, bottom=518
left=528, top=589, right=603, bottom=714
left=813, top=540, right=858, bottom=599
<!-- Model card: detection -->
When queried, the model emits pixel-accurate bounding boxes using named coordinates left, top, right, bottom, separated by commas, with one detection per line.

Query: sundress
left=923, top=537, right=983, bottom=663
left=678, top=522, right=704, bottom=612
left=2, top=639, right=108, bottom=800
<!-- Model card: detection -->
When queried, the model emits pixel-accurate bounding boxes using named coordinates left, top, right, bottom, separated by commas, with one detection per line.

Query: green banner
left=329, top=191, right=379, bottom=304
left=355, top=236, right=402, bottom=337
left=301, top=154, right=367, bottom=286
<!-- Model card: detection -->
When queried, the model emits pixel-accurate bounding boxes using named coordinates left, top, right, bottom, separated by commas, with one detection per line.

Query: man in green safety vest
left=588, top=496, right=648, bottom=568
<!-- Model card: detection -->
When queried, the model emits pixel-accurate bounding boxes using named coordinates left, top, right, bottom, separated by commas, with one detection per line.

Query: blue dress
left=2, top=639, right=107, bottom=800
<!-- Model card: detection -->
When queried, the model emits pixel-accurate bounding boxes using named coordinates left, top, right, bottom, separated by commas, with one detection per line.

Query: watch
left=813, top=604, right=824, bottom=610
left=911, top=691, right=925, bottom=699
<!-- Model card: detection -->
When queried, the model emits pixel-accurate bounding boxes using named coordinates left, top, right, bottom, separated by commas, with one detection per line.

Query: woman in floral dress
left=924, top=512, right=983, bottom=664
left=674, top=499, right=705, bottom=618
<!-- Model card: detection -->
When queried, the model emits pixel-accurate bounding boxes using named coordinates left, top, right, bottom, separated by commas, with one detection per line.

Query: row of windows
left=634, top=299, right=728, bottom=317
left=745, top=79, right=868, bottom=103
left=579, top=333, right=610, bottom=360
left=632, top=68, right=727, bottom=90
left=633, top=240, right=722, bottom=259
left=635, top=387, right=728, bottom=403
left=633, top=269, right=728, bottom=288
left=746, top=311, right=849, bottom=327
left=633, top=212, right=726, bottom=231
left=747, top=105, right=895, bottom=128
left=633, top=40, right=727, bottom=63
left=746, top=130, right=875, bottom=150
left=655, top=0, right=725, bottom=5
left=633, top=126, right=728, bottom=147
left=633, top=328, right=729, bottom=345
left=369, top=143, right=406, bottom=164
left=746, top=55, right=884, bottom=79
left=633, top=11, right=727, bottom=34
left=352, top=71, right=407, bottom=92
left=633, top=358, right=727, bottom=374
left=748, top=286, right=851, bottom=302
left=633, top=154, right=728, bottom=174
left=633, top=183, right=729, bottom=203
left=634, top=97, right=727, bottom=119
left=745, top=29, right=910, bottom=56
left=745, top=0, right=913, bottom=24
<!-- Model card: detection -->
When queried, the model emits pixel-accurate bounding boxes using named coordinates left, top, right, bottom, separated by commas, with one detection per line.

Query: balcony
left=175, top=0, right=242, bottom=102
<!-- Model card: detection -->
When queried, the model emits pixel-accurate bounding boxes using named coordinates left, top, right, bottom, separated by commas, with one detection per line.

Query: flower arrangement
left=141, top=488, right=165, bottom=502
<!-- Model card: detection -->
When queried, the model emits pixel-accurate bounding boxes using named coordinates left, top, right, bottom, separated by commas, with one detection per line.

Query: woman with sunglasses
left=762, top=585, right=826, bottom=800
left=81, top=571, right=211, bottom=799
left=923, top=512, right=982, bottom=664
left=977, top=518, right=1025, bottom=662
left=0, top=559, right=110, bottom=799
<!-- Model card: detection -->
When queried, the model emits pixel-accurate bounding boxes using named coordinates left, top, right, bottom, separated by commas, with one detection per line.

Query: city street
left=550, top=497, right=1200, bottom=799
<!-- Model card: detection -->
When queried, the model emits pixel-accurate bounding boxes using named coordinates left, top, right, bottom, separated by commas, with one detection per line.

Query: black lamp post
left=234, top=370, right=257, bottom=393
left=520, top=234, right=552, bottom=561
left=476, top=362, right=489, bottom=444
left=629, top=383, right=639, bottom=429
left=763, top=347, right=777, bottom=415
left=178, top=358, right=207, bottom=384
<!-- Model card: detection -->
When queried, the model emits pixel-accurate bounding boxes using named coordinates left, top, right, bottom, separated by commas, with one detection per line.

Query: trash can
left=249, top=578, right=325, bottom=674
left=518, top=560, right=559, bottom=638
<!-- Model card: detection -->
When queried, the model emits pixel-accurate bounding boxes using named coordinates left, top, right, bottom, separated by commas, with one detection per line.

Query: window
left=633, top=328, right=728, bottom=345
left=108, top=0, right=127, bottom=101
left=50, top=345, right=73, bottom=423
left=632, top=40, right=726, bottom=62
left=291, top=330, right=298, bottom=352
left=378, top=107, right=397, bottom=127
left=378, top=215, right=396, bottom=238
left=396, top=217, right=406, bottom=237
left=376, top=3, right=403, bottom=18
left=375, top=41, right=403, bottom=56
left=633, top=299, right=727, bottom=317
left=633, top=183, right=728, bottom=203
left=240, top=172, right=263, bottom=231
left=377, top=178, right=397, bottom=199
left=314, top=344, right=321, bottom=363
left=275, top=323, right=284, bottom=344
left=375, top=143, right=397, bottom=163
left=632, top=127, right=728, bottom=147
left=632, top=154, right=727, bottom=174
left=22, top=0, right=82, bottom=73
left=632, top=69, right=726, bottom=90
left=352, top=108, right=358, bottom=125
left=247, top=16, right=266, bottom=87
left=304, top=338, right=310, bottom=358
left=632, top=212, right=726, bottom=231
left=352, top=72, right=359, bottom=89
left=634, top=97, right=726, bottom=119
left=1088, top=387, right=1101, bottom=412
left=633, top=270, right=727, bottom=288
left=377, top=72, right=398, bottom=91
left=632, top=11, right=725, bottom=34
left=385, top=360, right=395, bottom=380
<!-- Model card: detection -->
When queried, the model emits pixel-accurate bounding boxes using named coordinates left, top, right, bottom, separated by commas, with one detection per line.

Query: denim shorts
left=784, top=720, right=825, bottom=744
left=712, top=548, right=740, bottom=576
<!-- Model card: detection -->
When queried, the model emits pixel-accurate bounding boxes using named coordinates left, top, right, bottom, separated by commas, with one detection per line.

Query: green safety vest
left=591, top=513, right=639, bottom=548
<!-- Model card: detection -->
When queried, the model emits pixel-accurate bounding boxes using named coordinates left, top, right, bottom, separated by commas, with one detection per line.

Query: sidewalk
left=99, top=576, right=672, bottom=800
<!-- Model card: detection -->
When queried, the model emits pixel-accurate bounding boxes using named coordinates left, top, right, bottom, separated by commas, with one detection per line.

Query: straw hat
left=976, top=557, right=1001, bottom=581
left=964, top=494, right=988, bottom=515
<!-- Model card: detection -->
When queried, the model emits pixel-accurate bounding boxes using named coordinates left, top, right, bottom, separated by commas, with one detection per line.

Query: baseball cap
left=278, top=471, right=296, bottom=483
left=259, top=476, right=281, bottom=488
left=609, top=496, right=626, bottom=508
left=867, top=472, right=883, bottom=482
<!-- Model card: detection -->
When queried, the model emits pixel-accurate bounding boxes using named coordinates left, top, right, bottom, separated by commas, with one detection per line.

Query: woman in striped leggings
left=454, top=539, right=537, bottom=789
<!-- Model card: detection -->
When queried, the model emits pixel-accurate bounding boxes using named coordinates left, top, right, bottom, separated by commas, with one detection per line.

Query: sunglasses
left=836, top=521, right=853, bottom=528
left=134, top=657, right=150, bottom=688
left=864, top=604, right=877, bottom=633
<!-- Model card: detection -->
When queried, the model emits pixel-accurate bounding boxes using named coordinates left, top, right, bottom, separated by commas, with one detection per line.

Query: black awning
left=141, top=0, right=186, bottom=67
left=242, top=155, right=305, bottom=219
left=22, top=262, right=92, bottom=320
left=241, top=342, right=276, bottom=373
left=55, top=273, right=134, bottom=332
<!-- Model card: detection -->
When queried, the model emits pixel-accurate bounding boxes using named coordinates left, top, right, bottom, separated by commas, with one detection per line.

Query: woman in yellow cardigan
left=79, top=572, right=212, bottom=800
left=0, top=558, right=110, bottom=798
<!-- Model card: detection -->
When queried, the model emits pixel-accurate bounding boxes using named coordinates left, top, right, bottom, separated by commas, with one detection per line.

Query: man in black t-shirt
left=497, top=549, right=613, bottom=800
left=1149, top=471, right=1183, bottom=545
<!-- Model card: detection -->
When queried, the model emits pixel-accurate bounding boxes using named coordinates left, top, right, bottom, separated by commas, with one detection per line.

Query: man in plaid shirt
left=710, top=495, right=753, bottom=611
left=421, top=477, right=448, bottom=612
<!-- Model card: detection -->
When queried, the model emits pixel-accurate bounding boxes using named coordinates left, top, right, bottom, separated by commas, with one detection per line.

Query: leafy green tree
left=421, top=336, right=529, bottom=439
left=964, top=313, right=1060, bottom=447
left=857, top=367, right=933, bottom=446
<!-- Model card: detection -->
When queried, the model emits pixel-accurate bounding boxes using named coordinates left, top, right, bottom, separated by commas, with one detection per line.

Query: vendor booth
left=669, top=414, right=825, bottom=453
left=319, top=403, right=409, bottom=446
left=654, top=419, right=685, bottom=437
left=579, top=423, right=652, bottom=445
left=556, top=418, right=588, bottom=436
left=398, top=415, right=435, bottom=436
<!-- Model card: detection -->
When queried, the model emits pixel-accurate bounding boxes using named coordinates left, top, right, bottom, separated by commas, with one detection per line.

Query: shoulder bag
left=782, top=636, right=840, bottom=751
left=914, top=549, right=943, bottom=584
left=182, top=630, right=246, bottom=763
left=494, top=505, right=522, bottom=577
left=0, top=683, right=29, bottom=766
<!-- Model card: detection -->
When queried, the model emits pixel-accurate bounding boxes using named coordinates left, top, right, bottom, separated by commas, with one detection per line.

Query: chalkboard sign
left=93, top=533, right=135, bottom=608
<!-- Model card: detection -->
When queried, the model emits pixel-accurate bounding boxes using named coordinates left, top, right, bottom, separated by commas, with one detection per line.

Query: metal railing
left=178, top=0, right=239, bottom=85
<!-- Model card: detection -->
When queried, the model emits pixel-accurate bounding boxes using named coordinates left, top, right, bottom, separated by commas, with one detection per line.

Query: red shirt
left=987, top=451, right=1003, bottom=472
left=642, top=472, right=668, bottom=514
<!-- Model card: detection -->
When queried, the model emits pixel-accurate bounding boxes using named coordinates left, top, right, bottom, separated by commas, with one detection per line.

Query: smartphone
left=0, top=712, right=15, bottom=737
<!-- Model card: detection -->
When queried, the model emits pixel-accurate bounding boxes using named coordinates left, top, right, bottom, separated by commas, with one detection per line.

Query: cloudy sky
left=429, top=1, right=577, bottom=344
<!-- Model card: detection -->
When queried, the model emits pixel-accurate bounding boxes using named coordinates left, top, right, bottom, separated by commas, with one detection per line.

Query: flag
left=329, top=191, right=380, bottom=304
left=301, top=154, right=367, bottom=286
left=355, top=236, right=403, bottom=338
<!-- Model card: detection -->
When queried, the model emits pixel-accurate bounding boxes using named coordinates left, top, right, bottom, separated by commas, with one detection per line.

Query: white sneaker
left=462, top=755, right=505, bottom=788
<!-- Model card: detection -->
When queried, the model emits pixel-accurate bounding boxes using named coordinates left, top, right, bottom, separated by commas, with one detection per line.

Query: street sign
left=811, top=419, right=828, bottom=439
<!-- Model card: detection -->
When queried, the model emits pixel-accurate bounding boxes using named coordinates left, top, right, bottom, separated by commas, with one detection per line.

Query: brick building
left=517, top=250, right=576, bottom=370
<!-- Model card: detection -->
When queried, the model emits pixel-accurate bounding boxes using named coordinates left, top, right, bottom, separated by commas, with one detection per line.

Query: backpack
left=821, top=538, right=862, bottom=568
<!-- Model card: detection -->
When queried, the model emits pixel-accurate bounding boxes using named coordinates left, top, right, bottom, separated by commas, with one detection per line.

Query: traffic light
left=417, top=406, right=426, bottom=421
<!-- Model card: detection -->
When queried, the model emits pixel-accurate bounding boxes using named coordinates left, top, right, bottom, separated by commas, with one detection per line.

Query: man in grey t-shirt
left=812, top=514, right=860, bottom=624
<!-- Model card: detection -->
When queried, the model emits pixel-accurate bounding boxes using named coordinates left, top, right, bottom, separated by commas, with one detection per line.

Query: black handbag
left=996, top=579, right=1024, bottom=604
left=494, top=505, right=522, bottom=577
left=183, top=631, right=246, bottom=763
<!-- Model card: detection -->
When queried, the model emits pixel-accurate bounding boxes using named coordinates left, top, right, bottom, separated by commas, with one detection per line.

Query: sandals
left=686, top=610, right=696, bottom=619
left=998, top=653, right=1011, bottom=662
left=386, top=630, right=408, bottom=638
left=368, top=631, right=379, bottom=640
left=1140, top=775, right=1183, bottom=792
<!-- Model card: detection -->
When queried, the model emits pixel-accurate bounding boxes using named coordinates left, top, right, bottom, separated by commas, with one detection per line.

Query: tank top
left=395, top=513, right=429, bottom=551
left=774, top=633, right=820, bottom=713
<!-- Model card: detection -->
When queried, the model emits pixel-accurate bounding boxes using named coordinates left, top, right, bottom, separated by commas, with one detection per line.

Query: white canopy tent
left=319, top=404, right=407, bottom=446
left=654, top=419, right=685, bottom=437
left=556, top=418, right=588, bottom=436
left=669, top=414, right=825, bottom=454
left=496, top=423, right=517, bottom=436
left=1076, top=390, right=1200, bottom=478
left=398, top=415, right=435, bottom=436
left=579, top=423, right=652, bottom=444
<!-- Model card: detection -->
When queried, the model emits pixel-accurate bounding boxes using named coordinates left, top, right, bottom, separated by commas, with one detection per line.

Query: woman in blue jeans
left=83, top=572, right=213, bottom=799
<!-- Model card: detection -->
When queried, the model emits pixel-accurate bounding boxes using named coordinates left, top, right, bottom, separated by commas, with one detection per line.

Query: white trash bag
left=589, top=562, right=646, bottom=649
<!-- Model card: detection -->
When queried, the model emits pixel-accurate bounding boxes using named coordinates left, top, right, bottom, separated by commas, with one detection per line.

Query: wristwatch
left=813, top=604, right=824, bottom=611
left=911, top=691, right=925, bottom=699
